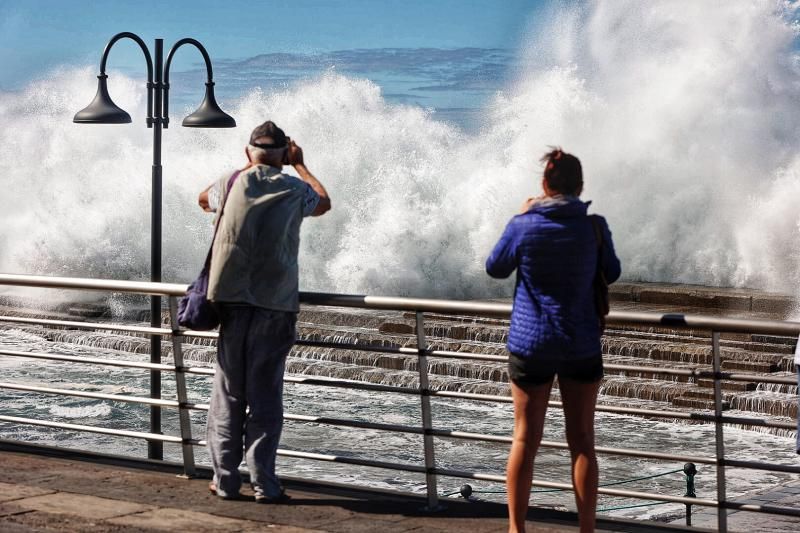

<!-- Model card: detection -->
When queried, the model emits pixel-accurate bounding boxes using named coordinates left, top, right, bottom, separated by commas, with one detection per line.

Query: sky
left=0, top=0, right=543, bottom=91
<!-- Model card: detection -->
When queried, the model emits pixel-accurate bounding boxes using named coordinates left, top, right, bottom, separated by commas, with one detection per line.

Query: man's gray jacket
left=208, top=164, right=309, bottom=312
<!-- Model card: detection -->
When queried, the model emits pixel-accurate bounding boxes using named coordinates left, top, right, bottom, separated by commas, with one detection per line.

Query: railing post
left=684, top=462, right=697, bottom=526
left=711, top=331, right=727, bottom=532
left=415, top=311, right=440, bottom=510
left=168, top=296, right=196, bottom=478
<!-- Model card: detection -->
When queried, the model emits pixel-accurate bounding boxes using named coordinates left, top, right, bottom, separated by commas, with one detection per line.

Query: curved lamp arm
left=99, top=32, right=155, bottom=126
left=163, top=38, right=215, bottom=128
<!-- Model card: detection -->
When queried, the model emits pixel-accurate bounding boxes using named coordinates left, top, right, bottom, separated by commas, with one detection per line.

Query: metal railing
left=0, top=273, right=798, bottom=531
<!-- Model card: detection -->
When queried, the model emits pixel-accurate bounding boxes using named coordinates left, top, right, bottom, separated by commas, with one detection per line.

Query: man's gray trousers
left=207, top=305, right=296, bottom=499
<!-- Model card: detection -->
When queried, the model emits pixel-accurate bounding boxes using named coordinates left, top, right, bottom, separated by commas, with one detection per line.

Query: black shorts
left=508, top=353, right=604, bottom=386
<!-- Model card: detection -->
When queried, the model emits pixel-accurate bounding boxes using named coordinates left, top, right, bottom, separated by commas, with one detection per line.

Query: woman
left=486, top=149, right=621, bottom=533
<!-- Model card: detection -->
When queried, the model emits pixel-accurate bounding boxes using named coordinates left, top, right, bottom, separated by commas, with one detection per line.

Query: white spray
left=0, top=0, right=799, bottom=302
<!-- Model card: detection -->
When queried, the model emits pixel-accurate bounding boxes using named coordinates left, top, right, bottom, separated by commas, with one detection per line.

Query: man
left=198, top=120, right=331, bottom=502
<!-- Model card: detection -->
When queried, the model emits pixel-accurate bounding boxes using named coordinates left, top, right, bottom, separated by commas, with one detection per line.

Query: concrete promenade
left=0, top=446, right=701, bottom=533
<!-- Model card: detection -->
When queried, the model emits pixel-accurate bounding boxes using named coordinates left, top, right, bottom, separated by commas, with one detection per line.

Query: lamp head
left=73, top=75, right=131, bottom=124
left=182, top=82, right=236, bottom=128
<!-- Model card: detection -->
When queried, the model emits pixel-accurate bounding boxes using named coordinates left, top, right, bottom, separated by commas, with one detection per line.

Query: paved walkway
left=0, top=447, right=701, bottom=533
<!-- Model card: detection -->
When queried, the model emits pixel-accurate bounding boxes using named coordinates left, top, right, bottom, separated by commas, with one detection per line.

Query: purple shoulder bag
left=177, top=170, right=242, bottom=330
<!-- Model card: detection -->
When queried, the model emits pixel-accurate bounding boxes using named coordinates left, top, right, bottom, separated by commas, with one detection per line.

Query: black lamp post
left=74, top=32, right=235, bottom=460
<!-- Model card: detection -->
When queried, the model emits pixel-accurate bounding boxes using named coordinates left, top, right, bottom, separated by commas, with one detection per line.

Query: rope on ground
left=596, top=501, right=671, bottom=512
left=596, top=468, right=685, bottom=488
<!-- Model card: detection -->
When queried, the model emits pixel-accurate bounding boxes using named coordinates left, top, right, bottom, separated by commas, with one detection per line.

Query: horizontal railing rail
left=0, top=273, right=798, bottom=531
left=3, top=273, right=799, bottom=334
left=0, top=414, right=184, bottom=443
left=0, top=381, right=181, bottom=408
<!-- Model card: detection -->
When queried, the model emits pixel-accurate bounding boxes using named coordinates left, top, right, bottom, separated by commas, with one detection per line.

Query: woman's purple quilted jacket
left=486, top=197, right=621, bottom=360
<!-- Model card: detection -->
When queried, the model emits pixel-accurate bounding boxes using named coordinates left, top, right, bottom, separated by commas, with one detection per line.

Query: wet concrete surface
left=608, top=282, right=795, bottom=318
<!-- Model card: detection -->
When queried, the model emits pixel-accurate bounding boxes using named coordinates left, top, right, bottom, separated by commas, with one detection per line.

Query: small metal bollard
left=684, top=462, right=697, bottom=526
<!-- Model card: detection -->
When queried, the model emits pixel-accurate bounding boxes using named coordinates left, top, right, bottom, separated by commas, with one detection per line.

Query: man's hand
left=287, top=139, right=304, bottom=166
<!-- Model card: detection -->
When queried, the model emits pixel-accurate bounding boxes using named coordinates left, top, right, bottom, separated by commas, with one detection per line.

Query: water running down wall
left=0, top=0, right=799, bottom=302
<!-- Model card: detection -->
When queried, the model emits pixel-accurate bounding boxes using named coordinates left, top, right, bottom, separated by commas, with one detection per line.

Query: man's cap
left=249, top=121, right=287, bottom=149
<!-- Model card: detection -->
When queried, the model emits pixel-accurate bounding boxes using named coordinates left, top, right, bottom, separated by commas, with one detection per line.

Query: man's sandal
left=254, top=490, right=292, bottom=504
left=208, top=482, right=242, bottom=500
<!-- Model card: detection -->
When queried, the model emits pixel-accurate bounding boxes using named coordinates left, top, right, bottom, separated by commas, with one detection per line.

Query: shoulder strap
left=590, top=214, right=606, bottom=281
left=204, top=170, right=242, bottom=267
left=590, top=214, right=610, bottom=326
left=590, top=214, right=603, bottom=251
left=218, top=170, right=243, bottom=219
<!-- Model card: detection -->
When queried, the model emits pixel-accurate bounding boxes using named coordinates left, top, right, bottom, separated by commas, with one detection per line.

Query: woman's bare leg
left=507, top=379, right=553, bottom=533
left=559, top=377, right=600, bottom=533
